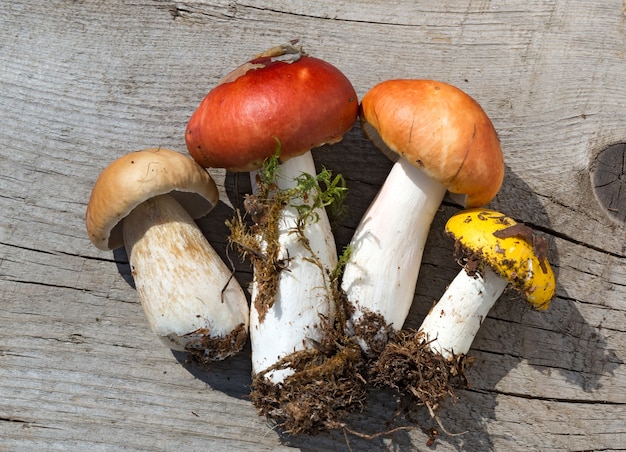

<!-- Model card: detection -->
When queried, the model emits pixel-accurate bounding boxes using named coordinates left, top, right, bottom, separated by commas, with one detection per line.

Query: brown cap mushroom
left=86, top=148, right=218, bottom=251
left=85, top=148, right=249, bottom=359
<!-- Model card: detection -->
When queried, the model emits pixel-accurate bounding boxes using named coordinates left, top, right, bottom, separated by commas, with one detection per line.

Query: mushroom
left=85, top=148, right=249, bottom=359
left=185, top=43, right=358, bottom=383
left=341, top=79, right=504, bottom=353
left=418, top=208, right=555, bottom=359
left=372, top=208, right=555, bottom=425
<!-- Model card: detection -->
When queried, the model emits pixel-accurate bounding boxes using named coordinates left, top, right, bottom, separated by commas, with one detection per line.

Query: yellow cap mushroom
left=445, top=208, right=555, bottom=310
left=415, top=208, right=556, bottom=362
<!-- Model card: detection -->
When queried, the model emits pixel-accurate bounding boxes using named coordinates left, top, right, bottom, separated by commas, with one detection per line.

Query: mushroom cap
left=85, top=148, right=219, bottom=251
left=445, top=208, right=555, bottom=309
left=360, top=79, right=504, bottom=207
left=185, top=50, right=358, bottom=172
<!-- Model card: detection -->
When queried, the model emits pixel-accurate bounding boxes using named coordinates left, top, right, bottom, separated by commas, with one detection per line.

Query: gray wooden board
left=1, top=1, right=625, bottom=450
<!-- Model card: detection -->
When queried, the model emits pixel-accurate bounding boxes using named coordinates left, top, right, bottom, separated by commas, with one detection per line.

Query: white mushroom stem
left=249, top=151, right=338, bottom=384
left=123, top=193, right=249, bottom=358
left=341, top=158, right=448, bottom=351
left=418, top=266, right=508, bottom=359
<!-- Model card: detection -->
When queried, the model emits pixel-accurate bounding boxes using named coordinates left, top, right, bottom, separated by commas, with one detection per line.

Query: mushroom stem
left=341, top=157, right=447, bottom=352
left=249, top=151, right=338, bottom=383
left=123, top=193, right=249, bottom=359
left=418, top=266, right=508, bottom=359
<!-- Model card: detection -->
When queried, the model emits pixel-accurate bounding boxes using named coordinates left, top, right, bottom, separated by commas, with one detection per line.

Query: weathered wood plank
left=1, top=0, right=625, bottom=450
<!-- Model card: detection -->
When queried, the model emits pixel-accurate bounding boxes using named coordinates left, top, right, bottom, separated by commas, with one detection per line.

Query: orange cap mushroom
left=360, top=79, right=504, bottom=207
left=343, top=79, right=505, bottom=354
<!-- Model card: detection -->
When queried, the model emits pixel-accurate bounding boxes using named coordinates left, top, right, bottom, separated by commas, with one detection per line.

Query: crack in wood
left=233, top=2, right=424, bottom=27
left=484, top=388, right=626, bottom=405
left=4, top=278, right=91, bottom=292
left=0, top=417, right=28, bottom=424
left=0, top=417, right=61, bottom=430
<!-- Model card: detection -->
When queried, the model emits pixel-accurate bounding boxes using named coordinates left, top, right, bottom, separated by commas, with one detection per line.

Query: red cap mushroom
left=185, top=43, right=358, bottom=172
left=185, top=43, right=358, bottom=384
left=342, top=79, right=504, bottom=354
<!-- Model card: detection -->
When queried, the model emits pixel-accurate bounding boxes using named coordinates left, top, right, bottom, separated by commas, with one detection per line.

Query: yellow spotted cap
left=445, top=208, right=555, bottom=310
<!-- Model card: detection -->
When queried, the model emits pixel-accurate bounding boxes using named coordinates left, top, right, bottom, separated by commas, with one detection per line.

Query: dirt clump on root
left=183, top=323, right=248, bottom=363
left=371, top=329, right=472, bottom=416
left=249, top=330, right=368, bottom=436
left=348, top=307, right=395, bottom=357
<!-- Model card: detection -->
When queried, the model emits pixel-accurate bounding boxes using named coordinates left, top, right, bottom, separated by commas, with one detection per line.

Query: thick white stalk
left=419, top=266, right=508, bottom=359
left=123, top=193, right=249, bottom=357
left=341, top=158, right=447, bottom=348
left=250, top=152, right=338, bottom=383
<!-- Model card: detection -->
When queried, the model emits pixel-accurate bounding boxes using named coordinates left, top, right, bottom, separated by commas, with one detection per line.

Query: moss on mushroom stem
left=228, top=149, right=367, bottom=435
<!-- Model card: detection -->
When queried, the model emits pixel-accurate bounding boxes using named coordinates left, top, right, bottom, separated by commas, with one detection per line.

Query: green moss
left=227, top=141, right=347, bottom=320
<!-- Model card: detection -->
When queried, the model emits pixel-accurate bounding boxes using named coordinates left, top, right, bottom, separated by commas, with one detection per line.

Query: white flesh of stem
left=249, top=151, right=338, bottom=384
left=123, top=193, right=249, bottom=354
left=418, top=266, right=508, bottom=359
left=341, top=158, right=447, bottom=348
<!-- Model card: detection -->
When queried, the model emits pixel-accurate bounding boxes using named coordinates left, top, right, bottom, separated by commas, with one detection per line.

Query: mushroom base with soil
left=370, top=266, right=507, bottom=419
left=124, top=193, right=249, bottom=359
left=369, top=267, right=508, bottom=431
left=248, top=321, right=367, bottom=435
left=371, top=329, right=471, bottom=418
left=372, top=209, right=555, bottom=430
left=342, top=157, right=447, bottom=355
left=228, top=152, right=368, bottom=435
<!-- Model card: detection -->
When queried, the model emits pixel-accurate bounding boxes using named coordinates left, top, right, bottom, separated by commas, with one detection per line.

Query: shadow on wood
left=106, top=125, right=622, bottom=449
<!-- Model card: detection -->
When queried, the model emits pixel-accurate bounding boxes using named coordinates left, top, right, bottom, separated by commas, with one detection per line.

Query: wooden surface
left=1, top=1, right=625, bottom=450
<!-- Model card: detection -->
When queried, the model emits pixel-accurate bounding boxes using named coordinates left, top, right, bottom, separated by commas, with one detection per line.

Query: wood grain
left=1, top=0, right=625, bottom=450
